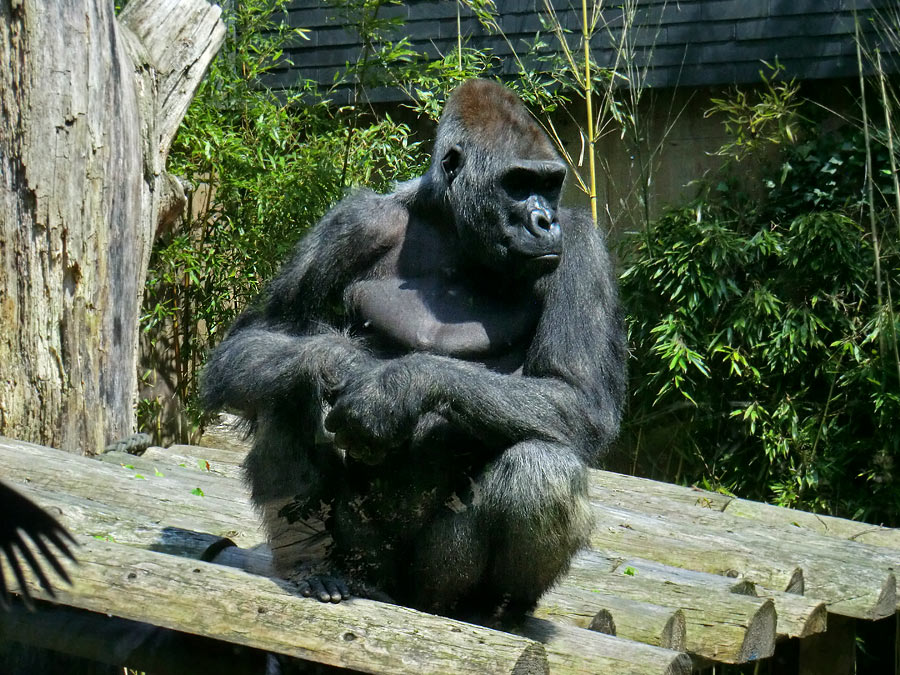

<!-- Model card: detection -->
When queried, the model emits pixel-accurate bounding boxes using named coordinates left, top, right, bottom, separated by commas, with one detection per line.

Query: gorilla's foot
left=293, top=573, right=351, bottom=603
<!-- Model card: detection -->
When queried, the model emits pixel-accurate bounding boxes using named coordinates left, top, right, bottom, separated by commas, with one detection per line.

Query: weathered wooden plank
left=534, top=587, right=687, bottom=651
left=2, top=486, right=689, bottom=674
left=146, top=444, right=246, bottom=480
left=518, top=617, right=692, bottom=675
left=537, top=565, right=776, bottom=663
left=579, top=552, right=826, bottom=639
left=1, top=438, right=689, bottom=673
left=159, top=443, right=900, bottom=616
left=7, top=537, right=550, bottom=675
left=158, top=442, right=900, bottom=563
left=589, top=500, right=897, bottom=620
left=10, top=483, right=274, bottom=577
left=590, top=469, right=900, bottom=550
left=7, top=435, right=891, bottom=671
left=0, top=603, right=273, bottom=674
left=197, top=414, right=253, bottom=454
left=0, top=436, right=265, bottom=549
left=98, top=448, right=246, bottom=488
left=84, top=441, right=833, bottom=635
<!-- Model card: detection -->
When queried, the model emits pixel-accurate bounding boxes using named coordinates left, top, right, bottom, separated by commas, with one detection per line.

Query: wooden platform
left=1, top=433, right=898, bottom=673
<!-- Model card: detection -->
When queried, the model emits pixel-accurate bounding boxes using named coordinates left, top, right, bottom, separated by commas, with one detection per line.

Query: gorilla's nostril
left=528, top=210, right=556, bottom=236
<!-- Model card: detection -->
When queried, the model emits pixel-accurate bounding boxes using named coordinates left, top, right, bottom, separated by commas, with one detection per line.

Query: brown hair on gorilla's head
left=428, top=79, right=560, bottom=190
left=445, top=80, right=556, bottom=159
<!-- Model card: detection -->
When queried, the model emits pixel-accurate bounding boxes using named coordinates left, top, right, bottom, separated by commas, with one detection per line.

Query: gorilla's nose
left=527, top=208, right=560, bottom=240
left=531, top=208, right=553, bottom=231
left=525, top=196, right=559, bottom=238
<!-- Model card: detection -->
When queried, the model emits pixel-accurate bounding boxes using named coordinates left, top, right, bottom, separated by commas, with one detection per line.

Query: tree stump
left=0, top=0, right=224, bottom=453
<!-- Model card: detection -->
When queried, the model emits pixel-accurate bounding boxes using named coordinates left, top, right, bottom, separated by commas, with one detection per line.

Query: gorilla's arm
left=201, top=192, right=402, bottom=416
left=202, top=327, right=373, bottom=415
left=326, top=214, right=627, bottom=462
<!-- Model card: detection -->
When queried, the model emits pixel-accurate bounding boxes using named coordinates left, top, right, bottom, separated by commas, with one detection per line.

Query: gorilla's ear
left=441, top=145, right=464, bottom=184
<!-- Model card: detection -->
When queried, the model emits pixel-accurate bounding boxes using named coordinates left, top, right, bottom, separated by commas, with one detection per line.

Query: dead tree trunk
left=0, top=0, right=224, bottom=453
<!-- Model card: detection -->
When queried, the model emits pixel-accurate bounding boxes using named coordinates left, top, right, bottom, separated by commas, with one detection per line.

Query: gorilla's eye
left=501, top=165, right=565, bottom=202
left=501, top=168, right=535, bottom=201
left=540, top=173, right=564, bottom=200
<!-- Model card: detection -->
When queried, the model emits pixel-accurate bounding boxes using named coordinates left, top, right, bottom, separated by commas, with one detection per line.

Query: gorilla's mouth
left=527, top=252, right=561, bottom=272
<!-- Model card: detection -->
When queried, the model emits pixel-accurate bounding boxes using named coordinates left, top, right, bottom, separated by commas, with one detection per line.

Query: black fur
left=202, top=79, right=626, bottom=621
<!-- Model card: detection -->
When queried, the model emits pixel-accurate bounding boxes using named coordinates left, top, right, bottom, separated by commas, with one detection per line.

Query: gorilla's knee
left=482, top=441, right=591, bottom=534
left=479, top=442, right=592, bottom=604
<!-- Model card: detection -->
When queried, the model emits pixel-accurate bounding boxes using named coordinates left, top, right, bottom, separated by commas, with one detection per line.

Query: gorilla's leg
left=408, top=440, right=591, bottom=620
left=480, top=440, right=593, bottom=615
left=408, top=506, right=490, bottom=615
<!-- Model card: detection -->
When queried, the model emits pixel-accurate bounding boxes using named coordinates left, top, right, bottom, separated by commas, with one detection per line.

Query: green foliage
left=706, top=60, right=802, bottom=161
left=621, top=115, right=900, bottom=524
left=399, top=47, right=500, bottom=122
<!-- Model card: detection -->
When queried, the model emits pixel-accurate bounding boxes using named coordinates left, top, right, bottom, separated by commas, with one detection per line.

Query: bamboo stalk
left=582, top=0, right=598, bottom=225
left=856, top=18, right=883, bottom=311
left=875, top=51, right=900, bottom=239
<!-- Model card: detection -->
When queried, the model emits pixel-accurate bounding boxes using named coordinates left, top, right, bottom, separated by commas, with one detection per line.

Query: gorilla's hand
left=324, top=356, right=430, bottom=463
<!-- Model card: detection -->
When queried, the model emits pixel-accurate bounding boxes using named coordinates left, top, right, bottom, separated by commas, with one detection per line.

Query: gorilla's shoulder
left=320, top=187, right=411, bottom=249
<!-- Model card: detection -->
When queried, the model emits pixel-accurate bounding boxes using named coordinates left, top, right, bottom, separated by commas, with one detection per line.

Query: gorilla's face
left=443, top=146, right=566, bottom=278
left=497, top=158, right=565, bottom=267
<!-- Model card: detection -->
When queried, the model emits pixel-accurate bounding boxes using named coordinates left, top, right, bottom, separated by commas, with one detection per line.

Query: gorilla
left=0, top=481, right=77, bottom=609
left=202, top=79, right=626, bottom=622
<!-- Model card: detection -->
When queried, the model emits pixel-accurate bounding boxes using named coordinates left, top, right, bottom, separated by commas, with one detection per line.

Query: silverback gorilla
left=202, top=79, right=626, bottom=622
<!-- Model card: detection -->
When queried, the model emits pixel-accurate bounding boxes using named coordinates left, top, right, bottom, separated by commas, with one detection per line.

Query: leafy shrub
left=620, top=116, right=900, bottom=525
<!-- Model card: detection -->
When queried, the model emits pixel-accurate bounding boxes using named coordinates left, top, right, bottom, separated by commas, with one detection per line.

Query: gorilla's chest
left=346, top=276, right=539, bottom=364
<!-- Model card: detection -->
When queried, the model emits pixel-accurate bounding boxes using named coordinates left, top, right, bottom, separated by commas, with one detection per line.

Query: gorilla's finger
left=308, top=577, right=332, bottom=602
left=323, top=577, right=349, bottom=602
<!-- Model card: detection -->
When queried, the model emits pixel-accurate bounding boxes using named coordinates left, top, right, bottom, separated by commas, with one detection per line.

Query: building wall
left=557, top=78, right=859, bottom=234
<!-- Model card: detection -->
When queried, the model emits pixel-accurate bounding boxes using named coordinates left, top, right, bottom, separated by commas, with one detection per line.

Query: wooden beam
left=589, top=500, right=896, bottom=620
left=579, top=551, right=827, bottom=639
left=0, top=436, right=265, bottom=549
left=538, top=566, right=776, bottom=663
left=6, top=537, right=550, bottom=675
left=589, top=469, right=900, bottom=550
left=0, top=602, right=273, bottom=674
left=535, top=591, right=687, bottom=652
left=518, top=618, right=691, bottom=675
